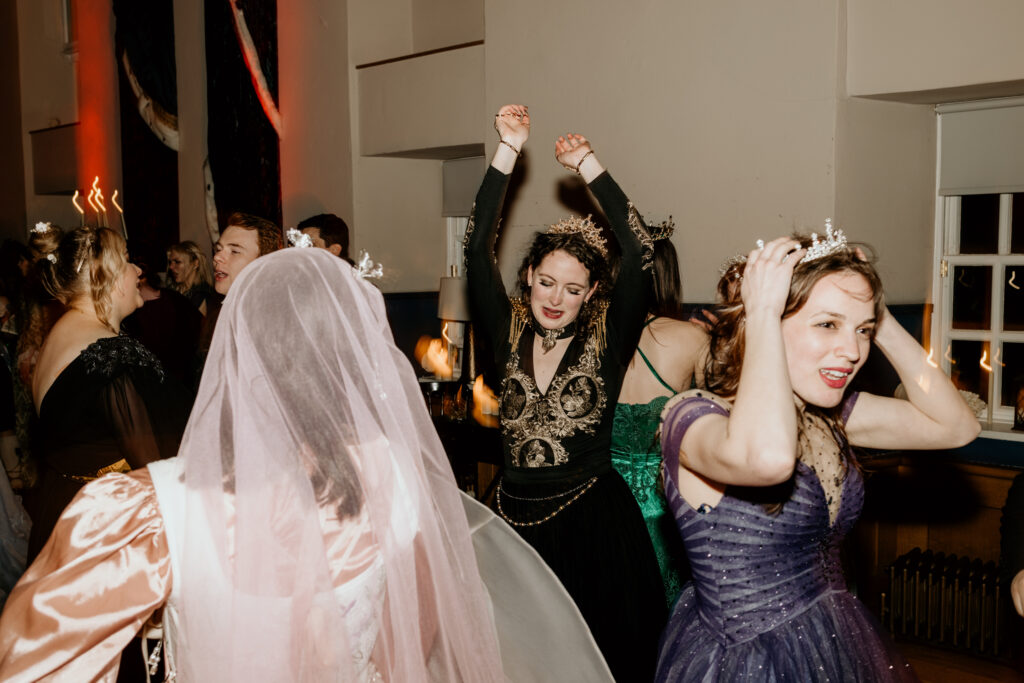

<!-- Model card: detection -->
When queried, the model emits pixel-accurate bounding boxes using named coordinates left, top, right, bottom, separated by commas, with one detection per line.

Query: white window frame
left=932, top=192, right=1024, bottom=442
left=446, top=216, right=469, bottom=277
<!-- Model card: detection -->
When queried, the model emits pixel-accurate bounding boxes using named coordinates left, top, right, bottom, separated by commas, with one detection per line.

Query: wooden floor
left=900, top=642, right=1024, bottom=682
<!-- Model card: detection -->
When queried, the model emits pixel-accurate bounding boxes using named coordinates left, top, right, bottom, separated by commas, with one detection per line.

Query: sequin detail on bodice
left=668, top=461, right=863, bottom=645
left=610, top=397, right=668, bottom=503
left=500, top=335, right=606, bottom=467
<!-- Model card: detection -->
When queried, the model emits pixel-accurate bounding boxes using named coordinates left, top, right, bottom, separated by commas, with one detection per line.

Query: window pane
left=1013, top=193, right=1024, bottom=254
left=1005, top=265, right=1024, bottom=331
left=949, top=339, right=989, bottom=403
left=959, top=194, right=1000, bottom=254
left=1001, top=342, right=1024, bottom=409
left=951, top=265, right=991, bottom=330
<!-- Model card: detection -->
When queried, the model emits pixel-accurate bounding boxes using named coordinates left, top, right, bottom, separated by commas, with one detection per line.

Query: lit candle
left=86, top=188, right=99, bottom=228
left=111, top=190, right=127, bottom=239
left=72, top=190, right=85, bottom=226
left=90, top=177, right=107, bottom=228
left=95, top=187, right=108, bottom=229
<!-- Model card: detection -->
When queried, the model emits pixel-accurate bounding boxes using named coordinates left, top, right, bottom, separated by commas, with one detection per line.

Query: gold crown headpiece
left=647, top=216, right=675, bottom=241
left=547, top=214, right=609, bottom=259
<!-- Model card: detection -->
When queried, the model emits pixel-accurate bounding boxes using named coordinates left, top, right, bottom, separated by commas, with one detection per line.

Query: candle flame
left=471, top=375, right=499, bottom=428
left=944, top=344, right=955, bottom=364
left=925, top=348, right=938, bottom=368
left=71, top=190, right=84, bottom=215
left=86, top=188, right=99, bottom=213
left=980, top=350, right=992, bottom=373
left=414, top=335, right=453, bottom=379
left=91, top=176, right=100, bottom=193
left=111, top=190, right=124, bottom=214
left=94, top=187, right=106, bottom=212
left=1010, top=269, right=1019, bottom=290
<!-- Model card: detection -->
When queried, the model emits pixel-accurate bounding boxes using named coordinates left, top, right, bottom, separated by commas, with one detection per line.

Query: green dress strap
left=637, top=318, right=676, bottom=394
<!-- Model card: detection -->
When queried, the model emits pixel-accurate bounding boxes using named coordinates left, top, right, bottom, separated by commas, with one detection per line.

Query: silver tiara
left=799, top=218, right=847, bottom=264
left=286, top=228, right=313, bottom=248
left=32, top=221, right=51, bottom=234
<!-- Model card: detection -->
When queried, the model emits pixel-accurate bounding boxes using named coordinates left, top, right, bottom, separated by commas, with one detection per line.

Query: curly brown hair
left=226, top=212, right=283, bottom=256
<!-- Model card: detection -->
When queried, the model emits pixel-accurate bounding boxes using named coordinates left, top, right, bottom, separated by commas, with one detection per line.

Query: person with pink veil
left=0, top=248, right=612, bottom=682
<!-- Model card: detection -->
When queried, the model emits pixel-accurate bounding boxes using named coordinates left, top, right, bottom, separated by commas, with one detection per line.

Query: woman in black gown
left=465, top=104, right=666, bottom=681
left=28, top=227, right=187, bottom=561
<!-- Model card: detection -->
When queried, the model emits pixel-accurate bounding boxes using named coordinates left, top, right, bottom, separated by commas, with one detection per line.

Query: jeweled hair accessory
left=286, top=228, right=312, bottom=248
left=647, top=216, right=675, bottom=241
left=46, top=253, right=57, bottom=264
left=799, top=218, right=848, bottom=264
left=718, top=254, right=747, bottom=277
left=32, top=221, right=51, bottom=234
left=355, top=251, right=383, bottom=280
left=547, top=214, right=609, bottom=259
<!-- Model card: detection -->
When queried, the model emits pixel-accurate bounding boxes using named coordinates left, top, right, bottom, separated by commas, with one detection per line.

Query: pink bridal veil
left=176, top=249, right=502, bottom=681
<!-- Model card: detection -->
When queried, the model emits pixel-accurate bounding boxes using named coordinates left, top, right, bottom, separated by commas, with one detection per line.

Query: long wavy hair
left=704, top=236, right=884, bottom=494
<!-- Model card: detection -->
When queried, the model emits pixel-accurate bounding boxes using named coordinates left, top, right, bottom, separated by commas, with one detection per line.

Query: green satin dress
left=611, top=336, right=690, bottom=608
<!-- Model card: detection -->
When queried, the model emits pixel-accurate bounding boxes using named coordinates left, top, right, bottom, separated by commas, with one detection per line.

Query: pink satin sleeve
left=0, top=469, right=171, bottom=682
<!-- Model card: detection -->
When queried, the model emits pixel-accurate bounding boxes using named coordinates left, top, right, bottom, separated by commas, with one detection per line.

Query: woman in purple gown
left=656, top=231, right=980, bottom=681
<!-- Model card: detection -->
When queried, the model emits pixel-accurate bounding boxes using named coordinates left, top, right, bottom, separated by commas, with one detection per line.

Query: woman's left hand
left=555, top=134, right=594, bottom=171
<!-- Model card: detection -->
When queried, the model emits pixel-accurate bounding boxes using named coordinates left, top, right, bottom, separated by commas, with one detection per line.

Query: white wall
left=847, top=0, right=1024, bottom=99
left=16, top=0, right=78, bottom=232
left=279, top=0, right=354, bottom=232
left=483, top=0, right=841, bottom=302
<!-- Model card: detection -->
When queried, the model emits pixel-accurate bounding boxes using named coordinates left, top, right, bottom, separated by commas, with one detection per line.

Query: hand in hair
left=494, top=104, right=530, bottom=148
left=555, top=134, right=605, bottom=183
left=739, top=237, right=804, bottom=320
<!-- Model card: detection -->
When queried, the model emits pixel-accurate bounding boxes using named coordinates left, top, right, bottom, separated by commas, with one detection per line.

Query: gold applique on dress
left=500, top=335, right=607, bottom=468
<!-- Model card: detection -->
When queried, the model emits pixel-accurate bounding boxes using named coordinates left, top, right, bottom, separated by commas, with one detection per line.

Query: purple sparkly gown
left=656, top=395, right=917, bottom=682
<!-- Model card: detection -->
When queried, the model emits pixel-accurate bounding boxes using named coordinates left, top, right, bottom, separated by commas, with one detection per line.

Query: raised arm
left=844, top=307, right=980, bottom=449
left=675, top=238, right=807, bottom=488
left=464, top=105, right=531, bottom=349
left=555, top=134, right=653, bottom=359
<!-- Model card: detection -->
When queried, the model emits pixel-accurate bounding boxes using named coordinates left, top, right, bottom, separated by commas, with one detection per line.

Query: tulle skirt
left=497, top=468, right=666, bottom=682
left=657, top=584, right=918, bottom=682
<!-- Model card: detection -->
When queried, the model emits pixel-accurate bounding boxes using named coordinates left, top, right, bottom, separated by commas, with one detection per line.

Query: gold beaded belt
left=496, top=475, right=599, bottom=527
left=62, top=458, right=131, bottom=483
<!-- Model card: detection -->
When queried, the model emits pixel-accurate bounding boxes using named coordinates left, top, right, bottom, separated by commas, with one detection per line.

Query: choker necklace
left=530, top=315, right=577, bottom=353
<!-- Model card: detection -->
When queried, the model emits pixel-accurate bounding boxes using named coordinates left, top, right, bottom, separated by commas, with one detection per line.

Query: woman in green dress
left=611, top=236, right=708, bottom=607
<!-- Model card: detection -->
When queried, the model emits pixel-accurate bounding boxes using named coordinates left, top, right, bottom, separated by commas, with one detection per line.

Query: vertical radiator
left=883, top=548, right=1014, bottom=660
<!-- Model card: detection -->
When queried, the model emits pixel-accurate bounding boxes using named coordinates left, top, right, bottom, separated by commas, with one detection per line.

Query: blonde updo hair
left=167, top=240, right=213, bottom=293
left=28, top=223, right=64, bottom=263
left=38, top=227, right=131, bottom=331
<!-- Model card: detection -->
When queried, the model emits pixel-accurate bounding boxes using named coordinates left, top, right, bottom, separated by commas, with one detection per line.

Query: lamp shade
left=438, top=276, right=470, bottom=321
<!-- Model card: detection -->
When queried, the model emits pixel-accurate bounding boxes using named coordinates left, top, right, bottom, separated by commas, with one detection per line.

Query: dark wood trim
left=355, top=40, right=483, bottom=70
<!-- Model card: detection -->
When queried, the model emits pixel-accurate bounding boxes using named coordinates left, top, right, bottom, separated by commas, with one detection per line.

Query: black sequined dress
left=27, top=336, right=188, bottom=561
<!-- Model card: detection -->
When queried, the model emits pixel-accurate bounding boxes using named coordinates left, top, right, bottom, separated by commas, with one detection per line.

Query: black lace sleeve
left=83, top=337, right=189, bottom=467
left=465, top=166, right=514, bottom=366
left=587, top=172, right=654, bottom=364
